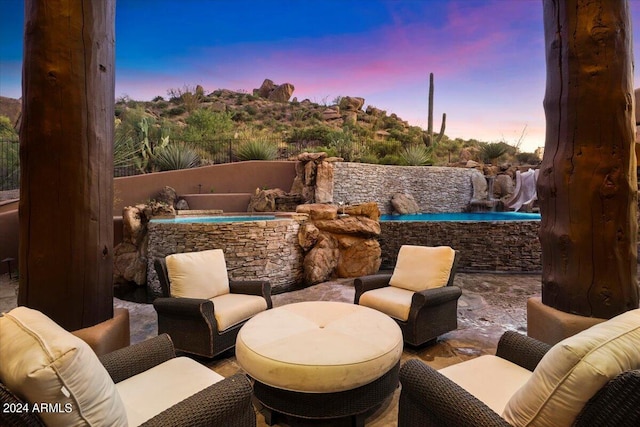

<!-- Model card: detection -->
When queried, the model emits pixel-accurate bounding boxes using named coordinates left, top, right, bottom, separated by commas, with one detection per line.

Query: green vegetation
left=400, top=144, right=433, bottom=166
left=154, top=142, right=201, bottom=170
left=235, top=139, right=278, bottom=161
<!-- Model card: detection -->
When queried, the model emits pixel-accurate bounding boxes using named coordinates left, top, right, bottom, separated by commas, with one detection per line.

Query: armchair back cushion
left=503, top=308, right=640, bottom=427
left=389, top=245, right=455, bottom=292
left=0, top=307, right=128, bottom=427
left=166, top=249, right=230, bottom=299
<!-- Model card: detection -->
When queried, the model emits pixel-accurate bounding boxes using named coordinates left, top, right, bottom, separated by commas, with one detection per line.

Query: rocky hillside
left=115, top=78, right=425, bottom=144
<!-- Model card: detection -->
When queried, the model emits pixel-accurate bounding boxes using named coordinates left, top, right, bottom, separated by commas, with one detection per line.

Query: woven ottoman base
left=253, top=361, right=400, bottom=426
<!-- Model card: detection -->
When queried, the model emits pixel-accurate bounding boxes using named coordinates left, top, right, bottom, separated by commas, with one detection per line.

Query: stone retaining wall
left=332, top=163, right=476, bottom=214
left=147, top=217, right=305, bottom=294
left=380, top=220, right=541, bottom=272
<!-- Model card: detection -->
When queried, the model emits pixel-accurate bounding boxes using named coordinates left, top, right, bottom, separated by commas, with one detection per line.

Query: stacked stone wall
left=147, top=218, right=304, bottom=294
left=380, top=221, right=541, bottom=272
left=332, top=163, right=476, bottom=214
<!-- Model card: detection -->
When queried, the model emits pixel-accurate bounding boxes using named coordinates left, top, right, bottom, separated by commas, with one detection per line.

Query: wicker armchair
left=0, top=333, right=255, bottom=427
left=154, top=251, right=272, bottom=358
left=355, top=246, right=461, bottom=346
left=398, top=331, right=640, bottom=427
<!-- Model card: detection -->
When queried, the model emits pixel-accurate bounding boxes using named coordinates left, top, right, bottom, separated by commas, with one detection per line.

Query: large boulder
left=339, top=96, right=365, bottom=111
left=268, top=83, right=295, bottom=102
left=343, top=202, right=381, bottom=221
left=255, top=79, right=275, bottom=98
left=303, top=234, right=339, bottom=285
left=315, top=161, right=334, bottom=204
left=155, top=186, right=177, bottom=207
left=391, top=193, right=420, bottom=215
left=296, top=203, right=338, bottom=220
left=313, top=216, right=381, bottom=237
left=248, top=188, right=286, bottom=212
left=335, top=238, right=381, bottom=277
left=298, top=223, right=320, bottom=251
left=113, top=204, right=151, bottom=286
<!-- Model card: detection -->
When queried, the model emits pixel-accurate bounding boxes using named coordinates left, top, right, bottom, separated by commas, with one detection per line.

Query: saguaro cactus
left=424, top=72, right=447, bottom=147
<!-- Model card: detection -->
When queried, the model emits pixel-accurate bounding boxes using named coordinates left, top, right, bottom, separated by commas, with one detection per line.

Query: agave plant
left=153, top=142, right=201, bottom=171
left=235, top=139, right=278, bottom=161
left=400, top=144, right=433, bottom=166
left=480, top=142, right=510, bottom=164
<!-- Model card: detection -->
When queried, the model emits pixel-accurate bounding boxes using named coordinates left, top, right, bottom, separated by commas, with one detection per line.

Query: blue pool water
left=380, top=212, right=541, bottom=222
left=150, top=215, right=276, bottom=224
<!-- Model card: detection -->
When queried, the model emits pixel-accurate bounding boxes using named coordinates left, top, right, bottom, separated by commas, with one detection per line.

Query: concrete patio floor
left=0, top=272, right=542, bottom=426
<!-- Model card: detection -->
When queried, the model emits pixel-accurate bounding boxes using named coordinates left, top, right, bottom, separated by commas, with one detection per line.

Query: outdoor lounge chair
left=154, top=249, right=272, bottom=357
left=0, top=307, right=256, bottom=427
left=398, top=310, right=640, bottom=427
left=354, top=245, right=461, bottom=346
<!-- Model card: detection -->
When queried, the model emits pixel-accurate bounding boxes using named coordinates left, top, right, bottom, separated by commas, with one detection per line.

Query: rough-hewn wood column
left=19, top=0, right=115, bottom=330
left=539, top=0, right=638, bottom=318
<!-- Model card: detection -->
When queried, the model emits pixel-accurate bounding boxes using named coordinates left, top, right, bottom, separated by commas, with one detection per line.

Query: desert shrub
left=400, top=145, right=433, bottom=166
left=153, top=142, right=200, bottom=170
left=516, top=152, right=541, bottom=164
left=168, top=106, right=186, bottom=116
left=235, top=139, right=278, bottom=161
left=368, top=139, right=403, bottom=158
left=377, top=154, right=403, bottom=165
left=480, top=142, right=510, bottom=163
left=0, top=116, right=17, bottom=139
left=152, top=96, right=165, bottom=102
left=182, top=109, right=235, bottom=141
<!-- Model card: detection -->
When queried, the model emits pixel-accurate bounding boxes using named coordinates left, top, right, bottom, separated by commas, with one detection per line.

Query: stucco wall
left=332, top=163, right=476, bottom=214
left=380, top=220, right=541, bottom=272
left=146, top=217, right=305, bottom=294
left=114, top=161, right=296, bottom=215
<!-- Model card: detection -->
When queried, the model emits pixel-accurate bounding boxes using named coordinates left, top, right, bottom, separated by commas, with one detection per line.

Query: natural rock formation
left=248, top=188, right=286, bottom=212
left=155, top=186, right=178, bottom=207
left=113, top=201, right=175, bottom=286
left=297, top=203, right=381, bottom=285
left=494, top=174, right=515, bottom=202
left=290, top=152, right=342, bottom=204
left=175, top=198, right=190, bottom=210
left=391, top=193, right=420, bottom=214
left=269, top=83, right=295, bottom=102
left=322, top=107, right=341, bottom=121
left=113, top=205, right=151, bottom=286
left=253, top=79, right=295, bottom=102
left=339, top=96, right=365, bottom=111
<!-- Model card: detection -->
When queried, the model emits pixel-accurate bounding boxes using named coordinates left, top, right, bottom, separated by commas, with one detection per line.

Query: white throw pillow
left=389, top=245, right=455, bottom=292
left=0, top=306, right=128, bottom=427
left=503, top=308, right=640, bottom=427
left=166, top=249, right=230, bottom=299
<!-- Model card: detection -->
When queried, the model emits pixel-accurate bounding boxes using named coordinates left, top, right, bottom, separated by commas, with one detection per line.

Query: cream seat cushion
left=503, top=308, right=640, bottom=427
left=439, top=355, right=533, bottom=414
left=166, top=249, right=229, bottom=299
left=0, top=306, right=128, bottom=427
left=116, top=356, right=224, bottom=426
left=211, top=293, right=268, bottom=331
left=389, top=245, right=455, bottom=292
left=236, top=301, right=403, bottom=393
left=358, top=286, right=414, bottom=321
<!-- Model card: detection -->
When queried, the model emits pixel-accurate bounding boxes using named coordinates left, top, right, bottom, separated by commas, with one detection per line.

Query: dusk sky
left=2, top=1, right=640, bottom=153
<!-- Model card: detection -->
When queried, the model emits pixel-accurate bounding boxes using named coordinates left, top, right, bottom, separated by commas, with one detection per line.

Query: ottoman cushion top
left=236, top=301, right=403, bottom=393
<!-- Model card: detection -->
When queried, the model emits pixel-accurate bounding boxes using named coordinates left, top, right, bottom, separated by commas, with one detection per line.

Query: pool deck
left=1, top=271, right=544, bottom=426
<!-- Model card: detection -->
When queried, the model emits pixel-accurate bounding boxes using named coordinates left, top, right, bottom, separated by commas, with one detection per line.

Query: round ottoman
left=236, top=301, right=403, bottom=425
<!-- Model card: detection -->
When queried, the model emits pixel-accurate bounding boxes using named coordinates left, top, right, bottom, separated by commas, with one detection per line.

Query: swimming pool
left=150, top=215, right=276, bottom=224
left=380, top=212, right=541, bottom=222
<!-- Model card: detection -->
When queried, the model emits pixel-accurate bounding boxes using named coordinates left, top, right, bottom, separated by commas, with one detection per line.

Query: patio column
left=538, top=0, right=638, bottom=319
left=19, top=0, right=116, bottom=330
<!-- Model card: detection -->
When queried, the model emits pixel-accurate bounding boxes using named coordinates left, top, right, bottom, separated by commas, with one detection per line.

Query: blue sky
left=1, top=0, right=640, bottom=153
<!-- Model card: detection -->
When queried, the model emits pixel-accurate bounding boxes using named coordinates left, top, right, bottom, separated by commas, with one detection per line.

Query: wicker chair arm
left=99, top=334, right=176, bottom=383
left=354, top=274, right=393, bottom=303
left=230, top=280, right=273, bottom=308
left=139, top=374, right=255, bottom=427
left=495, top=331, right=551, bottom=372
left=412, top=286, right=462, bottom=309
left=153, top=297, right=215, bottom=317
left=399, top=359, right=511, bottom=427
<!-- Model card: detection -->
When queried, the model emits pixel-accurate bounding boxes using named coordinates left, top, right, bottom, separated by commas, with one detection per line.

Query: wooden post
left=19, top=0, right=115, bottom=330
left=539, top=0, right=638, bottom=318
